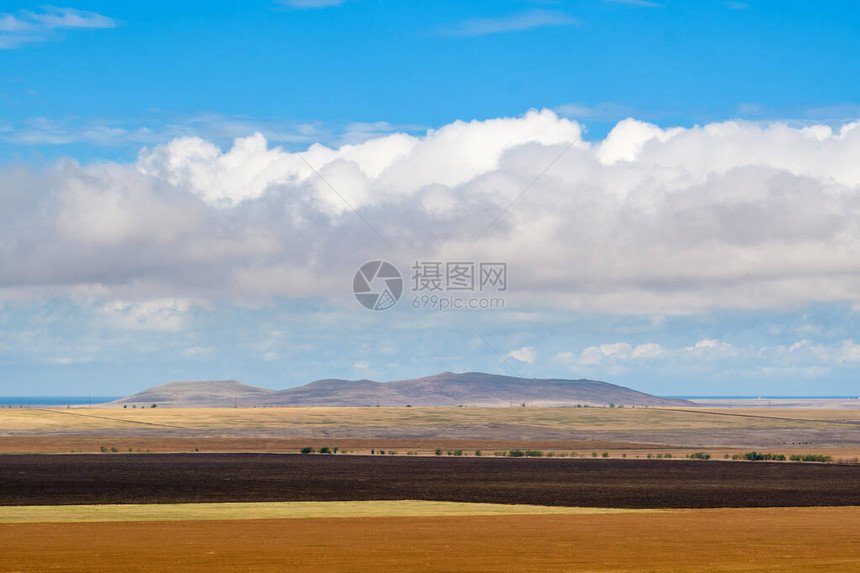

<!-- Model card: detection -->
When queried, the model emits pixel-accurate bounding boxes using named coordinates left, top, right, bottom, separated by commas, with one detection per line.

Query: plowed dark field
left=1, top=454, right=857, bottom=508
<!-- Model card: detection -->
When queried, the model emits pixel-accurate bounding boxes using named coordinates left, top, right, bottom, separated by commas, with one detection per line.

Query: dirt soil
left=1, top=507, right=858, bottom=572
left=1, top=454, right=858, bottom=508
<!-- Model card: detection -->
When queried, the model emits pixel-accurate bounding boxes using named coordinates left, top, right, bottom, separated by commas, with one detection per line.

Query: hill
left=109, top=372, right=692, bottom=408
left=109, top=380, right=275, bottom=408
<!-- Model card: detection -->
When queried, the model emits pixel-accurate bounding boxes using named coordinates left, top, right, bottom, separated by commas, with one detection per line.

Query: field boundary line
left=666, top=408, right=856, bottom=426
left=31, top=408, right=187, bottom=429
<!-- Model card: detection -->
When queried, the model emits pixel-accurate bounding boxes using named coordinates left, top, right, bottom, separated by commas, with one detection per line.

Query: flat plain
left=1, top=406, right=858, bottom=571
left=1, top=507, right=858, bottom=572
left=1, top=406, right=859, bottom=456
left=1, top=454, right=858, bottom=507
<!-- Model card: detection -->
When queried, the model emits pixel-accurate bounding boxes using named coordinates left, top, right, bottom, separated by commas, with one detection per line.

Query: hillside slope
left=110, top=373, right=692, bottom=408
left=109, top=380, right=275, bottom=408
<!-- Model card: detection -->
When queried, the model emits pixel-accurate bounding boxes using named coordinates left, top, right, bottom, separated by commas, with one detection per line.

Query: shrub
left=452, top=449, right=463, bottom=456
left=524, top=450, right=543, bottom=457
left=300, top=447, right=313, bottom=454
left=435, top=448, right=443, bottom=456
left=508, top=449, right=525, bottom=457
left=110, top=447, right=119, bottom=453
left=664, top=453, right=672, bottom=459
left=99, top=446, right=107, bottom=453
left=319, top=447, right=331, bottom=454
left=740, top=451, right=787, bottom=461
left=601, top=452, right=609, bottom=458
left=591, top=451, right=598, bottom=458
left=689, top=452, right=711, bottom=460
left=788, top=454, right=832, bottom=463
left=475, top=450, right=482, bottom=456
left=621, top=453, right=626, bottom=458
left=647, top=453, right=652, bottom=459
left=656, top=453, right=663, bottom=459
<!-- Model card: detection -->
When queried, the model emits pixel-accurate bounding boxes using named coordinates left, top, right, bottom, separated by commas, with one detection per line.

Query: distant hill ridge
left=109, top=372, right=693, bottom=408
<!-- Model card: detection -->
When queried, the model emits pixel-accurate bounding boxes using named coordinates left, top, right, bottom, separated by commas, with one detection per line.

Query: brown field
left=1, top=507, right=857, bottom=572
left=2, top=454, right=858, bottom=508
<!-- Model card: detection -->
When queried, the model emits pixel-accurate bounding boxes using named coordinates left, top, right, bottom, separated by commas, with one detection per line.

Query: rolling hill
left=109, top=372, right=693, bottom=408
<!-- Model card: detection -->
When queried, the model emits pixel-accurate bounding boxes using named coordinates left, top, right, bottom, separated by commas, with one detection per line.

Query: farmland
left=2, top=407, right=858, bottom=571
left=1, top=507, right=858, bottom=572
left=1, top=454, right=858, bottom=508
left=1, top=406, right=859, bottom=456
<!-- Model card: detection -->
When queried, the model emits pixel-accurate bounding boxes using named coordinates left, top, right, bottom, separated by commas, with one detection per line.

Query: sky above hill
left=2, top=1, right=860, bottom=396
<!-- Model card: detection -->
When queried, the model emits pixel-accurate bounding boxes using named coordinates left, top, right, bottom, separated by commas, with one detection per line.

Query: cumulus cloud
left=3, top=109, right=860, bottom=315
left=506, top=346, right=536, bottom=364
left=101, top=299, right=194, bottom=332
left=0, top=7, right=114, bottom=49
left=556, top=337, right=860, bottom=377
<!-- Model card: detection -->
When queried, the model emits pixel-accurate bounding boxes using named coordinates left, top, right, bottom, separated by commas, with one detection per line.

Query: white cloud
left=101, top=299, right=194, bottom=332
left=631, top=342, right=664, bottom=359
left=4, top=110, right=860, bottom=315
left=573, top=342, right=664, bottom=366
left=506, top=346, right=536, bottom=364
left=439, top=10, right=578, bottom=37
left=557, top=337, right=860, bottom=377
left=0, top=7, right=114, bottom=49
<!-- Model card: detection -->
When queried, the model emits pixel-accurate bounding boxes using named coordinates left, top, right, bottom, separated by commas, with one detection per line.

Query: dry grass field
left=0, top=500, right=638, bottom=523
left=2, top=405, right=858, bottom=432
left=0, top=506, right=857, bottom=572
left=1, top=406, right=858, bottom=456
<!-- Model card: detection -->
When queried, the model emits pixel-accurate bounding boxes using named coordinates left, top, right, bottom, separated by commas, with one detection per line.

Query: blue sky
left=1, top=1, right=860, bottom=397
